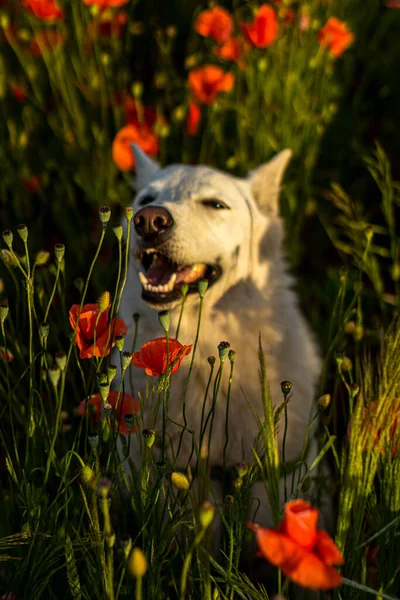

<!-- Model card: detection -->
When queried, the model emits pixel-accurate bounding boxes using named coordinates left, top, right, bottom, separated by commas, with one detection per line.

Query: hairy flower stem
left=222, top=360, right=235, bottom=470
left=180, top=528, right=207, bottom=600
left=282, top=399, right=289, bottom=502
left=43, top=259, right=61, bottom=323
left=175, top=293, right=187, bottom=340
left=44, top=373, right=64, bottom=484
left=161, top=333, right=170, bottom=462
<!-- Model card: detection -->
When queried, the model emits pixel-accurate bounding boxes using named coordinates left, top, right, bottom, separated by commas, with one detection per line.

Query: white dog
left=118, top=144, right=321, bottom=522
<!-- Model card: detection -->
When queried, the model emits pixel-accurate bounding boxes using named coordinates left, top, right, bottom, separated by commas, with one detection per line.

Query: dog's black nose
left=133, top=206, right=174, bottom=238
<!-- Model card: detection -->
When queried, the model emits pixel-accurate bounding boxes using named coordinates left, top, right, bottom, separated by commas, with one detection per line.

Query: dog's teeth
left=144, top=248, right=157, bottom=254
left=139, top=272, right=148, bottom=286
left=166, top=272, right=177, bottom=290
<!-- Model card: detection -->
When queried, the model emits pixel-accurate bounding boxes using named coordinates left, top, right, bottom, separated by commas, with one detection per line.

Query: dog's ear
left=131, top=143, right=160, bottom=190
left=249, top=149, right=292, bottom=215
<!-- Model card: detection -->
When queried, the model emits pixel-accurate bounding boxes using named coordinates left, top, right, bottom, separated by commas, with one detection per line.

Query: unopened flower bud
left=107, top=364, right=117, bottom=383
left=115, top=335, right=124, bottom=352
left=341, top=357, right=352, bottom=372
left=55, top=351, right=67, bottom=371
left=170, top=472, right=190, bottom=491
left=17, top=224, right=28, bottom=242
left=35, top=250, right=50, bottom=266
left=180, top=282, right=189, bottom=297
left=233, top=477, right=243, bottom=490
left=344, top=320, right=356, bottom=335
left=113, top=225, right=123, bottom=241
left=125, top=207, right=134, bottom=222
left=2, top=230, right=13, bottom=248
left=98, top=291, right=110, bottom=313
left=99, top=206, right=111, bottom=226
left=228, top=349, right=236, bottom=363
left=198, top=278, right=208, bottom=298
left=317, top=394, right=331, bottom=410
left=121, top=351, right=132, bottom=370
left=199, top=501, right=214, bottom=529
left=281, top=381, right=292, bottom=398
left=120, top=535, right=132, bottom=560
left=128, top=547, right=148, bottom=578
left=158, top=310, right=170, bottom=333
left=236, top=463, right=248, bottom=478
left=98, top=476, right=112, bottom=498
left=207, top=356, right=216, bottom=367
left=218, top=341, right=230, bottom=363
left=0, top=303, right=9, bottom=324
left=334, top=350, right=345, bottom=366
left=54, top=243, right=65, bottom=263
left=81, top=465, right=95, bottom=486
left=143, top=428, right=155, bottom=448
left=350, top=383, right=359, bottom=399
left=48, top=365, right=61, bottom=388
left=132, top=81, right=143, bottom=98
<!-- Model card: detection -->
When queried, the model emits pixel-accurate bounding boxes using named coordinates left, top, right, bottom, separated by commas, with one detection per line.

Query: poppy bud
left=120, top=535, right=132, bottom=560
left=233, top=477, right=243, bottom=490
left=218, top=341, right=230, bottom=363
left=55, top=351, right=67, bottom=371
left=54, top=243, right=65, bottom=263
left=236, top=463, right=248, bottom=478
left=35, top=250, right=50, bottom=266
left=143, top=428, right=156, bottom=448
left=48, top=365, right=61, bottom=388
left=198, top=278, right=208, bottom=298
left=207, top=356, right=216, bottom=367
left=121, top=351, right=133, bottom=371
left=158, top=310, right=170, bottom=333
left=98, top=291, right=110, bottom=313
left=98, top=476, right=112, bottom=498
left=125, top=207, right=134, bottom=222
left=17, top=224, right=28, bottom=242
left=281, top=381, right=292, bottom=398
left=180, top=282, right=189, bottom=297
left=128, top=547, right=148, bottom=578
left=115, top=335, right=125, bottom=352
left=0, top=303, right=9, bottom=324
left=107, top=364, right=117, bottom=383
left=199, top=501, right=215, bottom=529
left=228, top=349, right=236, bottom=363
left=350, top=383, right=359, bottom=399
left=88, top=434, right=99, bottom=451
left=171, top=472, right=190, bottom=491
left=2, top=230, right=13, bottom=249
left=317, top=394, right=331, bottom=410
left=1, top=249, right=18, bottom=267
left=99, top=206, right=111, bottom=226
left=113, top=225, right=123, bottom=241
left=81, top=465, right=96, bottom=486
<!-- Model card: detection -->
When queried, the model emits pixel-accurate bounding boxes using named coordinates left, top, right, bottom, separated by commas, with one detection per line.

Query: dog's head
left=130, top=144, right=291, bottom=310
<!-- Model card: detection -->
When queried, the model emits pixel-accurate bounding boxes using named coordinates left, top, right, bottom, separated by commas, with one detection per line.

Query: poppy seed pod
left=99, top=206, right=111, bottom=226
left=2, top=230, right=13, bottom=249
left=54, top=243, right=65, bottom=263
left=17, top=224, right=28, bottom=242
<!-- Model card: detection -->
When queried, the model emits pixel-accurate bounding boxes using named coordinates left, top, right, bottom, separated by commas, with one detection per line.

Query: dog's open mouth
left=137, top=248, right=221, bottom=304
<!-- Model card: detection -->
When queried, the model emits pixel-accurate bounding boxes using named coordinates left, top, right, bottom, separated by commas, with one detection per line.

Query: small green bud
left=341, top=357, right=352, bottom=372
left=143, top=428, right=156, bottom=448
left=0, top=303, right=9, bottom=324
left=228, top=349, right=236, bottom=363
left=125, top=206, right=134, bottom=222
left=115, top=335, right=124, bottom=352
left=99, top=206, right=111, bottom=226
left=98, top=291, right=110, bottom=313
left=1, top=249, right=18, bottom=267
left=233, top=477, right=243, bottom=490
left=121, top=351, right=132, bottom=370
left=120, top=535, right=132, bottom=560
left=98, top=476, right=112, bottom=498
left=170, top=471, right=190, bottom=491
left=107, top=364, right=117, bottom=383
left=123, top=413, right=134, bottom=432
left=17, top=224, right=28, bottom=242
left=180, top=282, right=189, bottom=297
left=350, top=383, right=359, bottom=399
left=317, top=394, right=331, bottom=410
left=113, top=225, right=123, bottom=241
left=128, top=547, right=148, bottom=578
left=40, top=322, right=50, bottom=339
left=132, top=81, right=143, bottom=98
left=208, top=356, right=216, bottom=367
left=54, top=243, right=65, bottom=263
left=281, top=381, right=292, bottom=398
left=158, top=310, right=170, bottom=333
left=199, top=501, right=215, bottom=529
left=35, top=250, right=50, bottom=266
left=99, top=382, right=110, bottom=402
left=81, top=465, right=96, bottom=486
left=198, top=278, right=208, bottom=298
left=55, top=351, right=67, bottom=371
left=2, top=230, right=13, bottom=248
left=334, top=350, right=345, bottom=366
left=218, top=341, right=230, bottom=363
left=236, top=463, right=248, bottom=478
left=88, top=434, right=99, bottom=451
left=48, top=365, right=61, bottom=388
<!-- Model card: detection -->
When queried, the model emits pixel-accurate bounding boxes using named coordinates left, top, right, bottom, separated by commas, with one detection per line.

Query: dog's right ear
left=131, top=143, right=160, bottom=191
left=249, top=149, right=292, bottom=216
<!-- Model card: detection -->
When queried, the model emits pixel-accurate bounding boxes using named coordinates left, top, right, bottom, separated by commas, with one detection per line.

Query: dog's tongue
left=146, top=256, right=207, bottom=286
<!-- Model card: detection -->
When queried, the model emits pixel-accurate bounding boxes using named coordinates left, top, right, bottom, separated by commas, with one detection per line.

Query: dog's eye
left=201, top=199, right=229, bottom=210
left=138, top=195, right=155, bottom=207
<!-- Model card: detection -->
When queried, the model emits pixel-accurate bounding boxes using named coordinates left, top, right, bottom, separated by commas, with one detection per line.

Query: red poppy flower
left=194, top=6, right=233, bottom=44
left=76, top=391, right=139, bottom=434
left=29, top=30, right=66, bottom=58
left=69, top=303, right=127, bottom=359
left=11, top=84, right=27, bottom=103
left=188, top=65, right=234, bottom=105
left=83, top=0, right=130, bottom=8
left=214, top=36, right=248, bottom=66
left=131, top=337, right=192, bottom=377
left=22, top=0, right=64, bottom=22
left=0, top=347, right=13, bottom=362
left=112, top=123, right=159, bottom=171
left=186, top=102, right=201, bottom=135
left=241, top=4, right=278, bottom=48
left=87, top=10, right=128, bottom=38
left=248, top=500, right=344, bottom=590
left=318, top=17, right=354, bottom=57
left=20, top=174, right=40, bottom=194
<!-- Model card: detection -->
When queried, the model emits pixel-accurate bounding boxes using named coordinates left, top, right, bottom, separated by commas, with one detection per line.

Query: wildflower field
left=1, top=0, right=400, bottom=598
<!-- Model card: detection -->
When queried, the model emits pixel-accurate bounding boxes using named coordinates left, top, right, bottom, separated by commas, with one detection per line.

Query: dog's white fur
left=118, top=145, right=321, bottom=521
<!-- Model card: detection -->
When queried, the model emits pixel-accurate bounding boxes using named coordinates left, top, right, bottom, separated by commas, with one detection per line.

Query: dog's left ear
left=131, top=143, right=160, bottom=191
left=249, top=149, right=292, bottom=215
